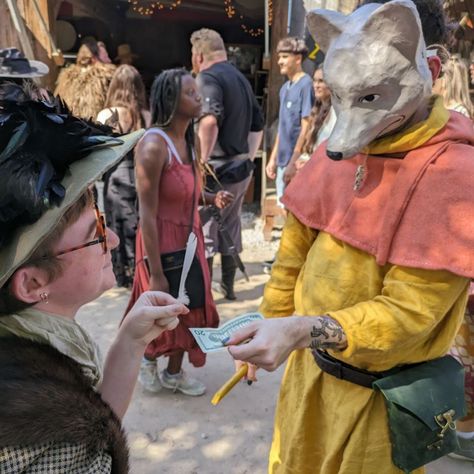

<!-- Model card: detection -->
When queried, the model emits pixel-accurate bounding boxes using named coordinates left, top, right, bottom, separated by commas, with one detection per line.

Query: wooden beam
left=266, top=0, right=288, bottom=128
left=0, top=0, right=61, bottom=89
left=5, top=0, right=36, bottom=60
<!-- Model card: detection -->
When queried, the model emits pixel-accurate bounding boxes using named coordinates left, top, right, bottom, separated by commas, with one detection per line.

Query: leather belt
left=312, top=349, right=404, bottom=389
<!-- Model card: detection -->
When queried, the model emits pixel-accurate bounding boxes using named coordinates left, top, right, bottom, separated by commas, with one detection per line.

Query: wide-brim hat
left=115, top=44, right=139, bottom=61
left=0, top=48, right=49, bottom=78
left=0, top=129, right=144, bottom=288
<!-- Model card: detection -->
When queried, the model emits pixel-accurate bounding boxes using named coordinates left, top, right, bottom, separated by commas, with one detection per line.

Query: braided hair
left=150, top=68, right=195, bottom=159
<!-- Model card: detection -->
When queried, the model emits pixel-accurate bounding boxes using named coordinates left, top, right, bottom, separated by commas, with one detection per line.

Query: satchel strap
left=148, top=128, right=184, bottom=165
left=188, top=158, right=196, bottom=234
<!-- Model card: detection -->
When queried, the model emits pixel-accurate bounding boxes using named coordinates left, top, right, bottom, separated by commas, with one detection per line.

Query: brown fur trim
left=0, top=337, right=129, bottom=474
left=55, top=63, right=116, bottom=120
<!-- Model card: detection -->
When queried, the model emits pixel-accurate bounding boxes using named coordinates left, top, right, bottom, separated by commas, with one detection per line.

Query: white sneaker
left=160, top=369, right=206, bottom=396
left=138, top=358, right=162, bottom=393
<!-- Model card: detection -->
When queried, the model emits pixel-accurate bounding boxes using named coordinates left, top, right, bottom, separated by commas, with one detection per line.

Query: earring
left=39, top=292, right=49, bottom=304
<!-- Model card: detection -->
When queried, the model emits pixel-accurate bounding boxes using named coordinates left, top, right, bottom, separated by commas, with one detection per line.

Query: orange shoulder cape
left=282, top=112, right=474, bottom=278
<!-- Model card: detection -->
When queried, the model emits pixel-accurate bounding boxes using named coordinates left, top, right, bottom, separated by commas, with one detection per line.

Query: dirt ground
left=77, top=217, right=472, bottom=474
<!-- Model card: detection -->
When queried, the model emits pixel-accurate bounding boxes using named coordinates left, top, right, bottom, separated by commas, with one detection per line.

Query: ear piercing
left=39, top=292, right=49, bottom=304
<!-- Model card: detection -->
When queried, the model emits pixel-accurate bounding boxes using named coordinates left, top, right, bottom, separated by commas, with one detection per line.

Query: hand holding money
left=189, top=313, right=264, bottom=353
left=190, top=313, right=264, bottom=405
left=226, top=315, right=309, bottom=372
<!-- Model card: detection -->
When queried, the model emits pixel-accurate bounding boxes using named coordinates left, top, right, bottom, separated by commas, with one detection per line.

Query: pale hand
left=120, top=291, right=188, bottom=346
left=266, top=160, right=277, bottom=180
left=226, top=317, right=303, bottom=372
left=215, top=191, right=234, bottom=209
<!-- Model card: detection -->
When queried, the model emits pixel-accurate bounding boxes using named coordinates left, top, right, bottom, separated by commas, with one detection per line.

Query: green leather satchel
left=373, top=355, right=465, bottom=473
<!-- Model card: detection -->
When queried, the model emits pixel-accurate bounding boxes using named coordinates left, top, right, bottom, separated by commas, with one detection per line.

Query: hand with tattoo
left=225, top=315, right=347, bottom=374
left=309, top=315, right=347, bottom=351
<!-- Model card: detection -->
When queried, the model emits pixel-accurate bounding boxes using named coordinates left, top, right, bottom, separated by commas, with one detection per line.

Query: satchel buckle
left=427, top=409, right=456, bottom=450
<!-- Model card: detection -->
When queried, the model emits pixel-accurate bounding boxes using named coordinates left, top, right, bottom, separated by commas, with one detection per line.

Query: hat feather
left=0, top=83, right=119, bottom=246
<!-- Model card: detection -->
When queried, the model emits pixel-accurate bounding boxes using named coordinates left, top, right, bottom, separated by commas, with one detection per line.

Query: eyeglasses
left=50, top=204, right=108, bottom=258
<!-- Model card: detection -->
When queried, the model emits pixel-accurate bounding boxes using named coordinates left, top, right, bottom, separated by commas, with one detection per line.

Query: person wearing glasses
left=0, top=84, right=188, bottom=472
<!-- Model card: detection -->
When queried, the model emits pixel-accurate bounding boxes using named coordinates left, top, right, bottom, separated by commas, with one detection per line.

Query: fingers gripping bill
left=189, top=313, right=264, bottom=353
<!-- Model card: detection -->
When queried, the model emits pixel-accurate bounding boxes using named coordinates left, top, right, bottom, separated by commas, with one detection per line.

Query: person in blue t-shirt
left=266, top=37, right=314, bottom=206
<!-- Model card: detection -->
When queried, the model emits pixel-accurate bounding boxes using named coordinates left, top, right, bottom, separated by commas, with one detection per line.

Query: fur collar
left=54, top=63, right=116, bottom=119
left=0, top=337, right=129, bottom=474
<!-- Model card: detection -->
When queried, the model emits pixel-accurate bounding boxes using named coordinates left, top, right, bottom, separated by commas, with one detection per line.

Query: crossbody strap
left=188, top=158, right=196, bottom=235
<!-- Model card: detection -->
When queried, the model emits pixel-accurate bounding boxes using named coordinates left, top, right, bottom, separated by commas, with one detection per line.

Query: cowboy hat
left=0, top=48, right=49, bottom=78
left=0, top=85, right=143, bottom=288
left=115, top=44, right=139, bottom=62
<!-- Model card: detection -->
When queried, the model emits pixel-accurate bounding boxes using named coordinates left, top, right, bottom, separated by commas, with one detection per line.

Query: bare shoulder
left=135, top=129, right=169, bottom=170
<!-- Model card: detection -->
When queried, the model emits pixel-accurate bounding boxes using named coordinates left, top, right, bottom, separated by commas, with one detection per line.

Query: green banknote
left=189, top=313, right=264, bottom=353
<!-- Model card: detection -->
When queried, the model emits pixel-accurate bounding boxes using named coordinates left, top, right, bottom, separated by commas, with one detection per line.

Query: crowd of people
left=1, top=0, right=474, bottom=472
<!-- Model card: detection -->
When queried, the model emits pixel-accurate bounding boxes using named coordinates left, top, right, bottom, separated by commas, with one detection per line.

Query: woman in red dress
left=125, top=69, right=232, bottom=395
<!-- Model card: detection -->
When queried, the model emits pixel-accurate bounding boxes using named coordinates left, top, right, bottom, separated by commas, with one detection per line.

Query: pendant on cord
left=353, top=164, right=366, bottom=191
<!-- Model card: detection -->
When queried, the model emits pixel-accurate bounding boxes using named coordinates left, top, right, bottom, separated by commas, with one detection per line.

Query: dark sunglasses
left=49, top=204, right=108, bottom=258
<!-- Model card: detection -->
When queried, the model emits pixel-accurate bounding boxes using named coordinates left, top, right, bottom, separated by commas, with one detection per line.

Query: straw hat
left=0, top=48, right=49, bottom=78
left=0, top=84, right=143, bottom=288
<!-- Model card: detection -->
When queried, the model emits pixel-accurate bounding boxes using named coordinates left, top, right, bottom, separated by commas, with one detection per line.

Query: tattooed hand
left=309, top=316, right=347, bottom=351
left=224, top=315, right=347, bottom=372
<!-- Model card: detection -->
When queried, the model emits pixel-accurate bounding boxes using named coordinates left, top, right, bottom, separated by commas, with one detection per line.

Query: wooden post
left=266, top=0, right=289, bottom=129
left=5, top=0, right=36, bottom=60
left=0, top=0, right=60, bottom=89
left=260, top=0, right=289, bottom=225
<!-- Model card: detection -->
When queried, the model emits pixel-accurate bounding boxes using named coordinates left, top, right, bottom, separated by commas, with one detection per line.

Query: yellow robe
left=260, top=213, right=469, bottom=474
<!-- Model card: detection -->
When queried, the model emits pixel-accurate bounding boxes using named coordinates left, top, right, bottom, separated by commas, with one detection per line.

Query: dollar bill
left=189, top=312, right=264, bottom=353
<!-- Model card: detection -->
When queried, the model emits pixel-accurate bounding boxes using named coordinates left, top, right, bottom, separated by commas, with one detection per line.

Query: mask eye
left=359, top=94, right=380, bottom=104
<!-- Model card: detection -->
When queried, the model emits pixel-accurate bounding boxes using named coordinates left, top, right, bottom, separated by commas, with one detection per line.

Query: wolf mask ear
left=306, top=9, right=346, bottom=53
left=362, top=0, right=424, bottom=61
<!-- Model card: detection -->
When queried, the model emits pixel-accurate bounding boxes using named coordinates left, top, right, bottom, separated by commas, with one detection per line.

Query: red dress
left=125, top=129, right=219, bottom=367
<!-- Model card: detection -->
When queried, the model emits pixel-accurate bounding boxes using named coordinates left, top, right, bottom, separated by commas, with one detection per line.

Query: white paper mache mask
left=307, top=0, right=433, bottom=159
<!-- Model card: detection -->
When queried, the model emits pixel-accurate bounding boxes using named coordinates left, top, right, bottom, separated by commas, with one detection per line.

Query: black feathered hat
left=0, top=83, right=143, bottom=287
left=0, top=48, right=49, bottom=78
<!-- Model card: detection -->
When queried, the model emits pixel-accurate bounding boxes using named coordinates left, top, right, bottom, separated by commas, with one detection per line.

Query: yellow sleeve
left=328, top=265, right=470, bottom=370
left=259, top=213, right=318, bottom=318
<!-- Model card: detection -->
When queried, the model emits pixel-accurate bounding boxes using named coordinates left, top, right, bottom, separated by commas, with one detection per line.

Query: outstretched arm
left=228, top=265, right=468, bottom=373
left=100, top=292, right=188, bottom=419
left=226, top=315, right=346, bottom=372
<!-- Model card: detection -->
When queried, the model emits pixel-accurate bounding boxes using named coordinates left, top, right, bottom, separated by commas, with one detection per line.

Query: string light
left=268, top=0, right=273, bottom=26
left=225, top=0, right=273, bottom=37
left=224, top=0, right=236, bottom=18
left=128, top=0, right=272, bottom=36
left=240, top=24, right=265, bottom=37
left=128, top=0, right=182, bottom=16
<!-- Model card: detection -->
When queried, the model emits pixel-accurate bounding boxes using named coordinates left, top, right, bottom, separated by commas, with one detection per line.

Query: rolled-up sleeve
left=196, top=73, right=224, bottom=125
